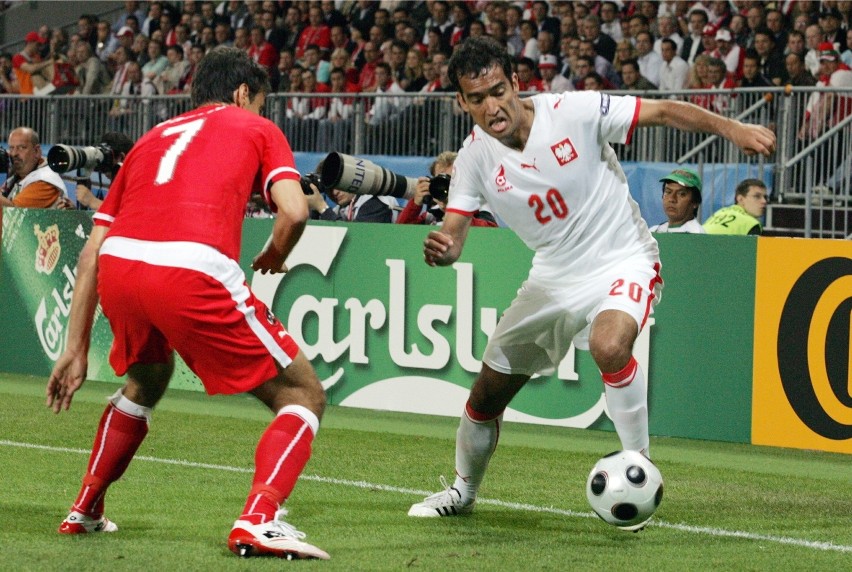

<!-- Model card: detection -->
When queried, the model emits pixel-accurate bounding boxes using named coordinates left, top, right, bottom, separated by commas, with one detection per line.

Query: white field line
left=2, top=439, right=850, bottom=554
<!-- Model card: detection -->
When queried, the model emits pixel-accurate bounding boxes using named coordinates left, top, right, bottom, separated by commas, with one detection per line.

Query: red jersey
left=94, top=104, right=299, bottom=261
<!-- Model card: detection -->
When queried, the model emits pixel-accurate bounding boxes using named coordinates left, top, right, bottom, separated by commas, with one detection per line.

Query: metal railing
left=1, top=86, right=849, bottom=238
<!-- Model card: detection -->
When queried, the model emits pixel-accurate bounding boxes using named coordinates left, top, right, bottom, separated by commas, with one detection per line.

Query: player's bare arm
left=252, top=178, right=308, bottom=274
left=46, top=225, right=108, bottom=413
left=637, top=99, right=776, bottom=157
left=424, top=211, right=471, bottom=267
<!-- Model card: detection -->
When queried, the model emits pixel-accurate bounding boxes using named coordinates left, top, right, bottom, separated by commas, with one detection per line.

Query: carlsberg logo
left=251, top=226, right=654, bottom=428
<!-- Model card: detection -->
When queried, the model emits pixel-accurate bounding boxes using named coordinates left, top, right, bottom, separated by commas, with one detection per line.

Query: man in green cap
left=649, top=168, right=706, bottom=233
left=703, top=178, right=767, bottom=235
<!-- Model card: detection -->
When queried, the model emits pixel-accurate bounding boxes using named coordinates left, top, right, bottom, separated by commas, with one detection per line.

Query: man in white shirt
left=653, top=15, right=683, bottom=56
left=635, top=31, right=663, bottom=86
left=658, top=38, right=689, bottom=91
left=538, top=54, right=573, bottom=93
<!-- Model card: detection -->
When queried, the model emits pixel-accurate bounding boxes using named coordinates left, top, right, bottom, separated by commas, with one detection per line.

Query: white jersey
left=649, top=219, right=706, bottom=233
left=447, top=91, right=658, bottom=287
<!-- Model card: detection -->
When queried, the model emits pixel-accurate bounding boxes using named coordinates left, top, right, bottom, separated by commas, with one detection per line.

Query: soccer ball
left=585, top=450, right=663, bottom=531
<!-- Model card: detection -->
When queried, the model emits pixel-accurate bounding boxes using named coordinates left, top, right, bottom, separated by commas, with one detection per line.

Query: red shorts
left=97, top=237, right=299, bottom=395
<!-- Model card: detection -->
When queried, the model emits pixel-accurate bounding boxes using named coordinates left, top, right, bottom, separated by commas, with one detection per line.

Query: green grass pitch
left=1, top=372, right=849, bottom=570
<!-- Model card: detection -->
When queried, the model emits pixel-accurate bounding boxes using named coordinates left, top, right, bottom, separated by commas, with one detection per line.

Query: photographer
left=1, top=127, right=71, bottom=209
left=303, top=161, right=395, bottom=223
left=396, top=151, right=497, bottom=227
left=71, top=132, right=135, bottom=210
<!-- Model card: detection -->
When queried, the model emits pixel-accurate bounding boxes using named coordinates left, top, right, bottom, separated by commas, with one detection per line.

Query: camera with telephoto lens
left=0, top=147, right=8, bottom=174
left=319, top=152, right=418, bottom=200
left=300, top=172, right=324, bottom=195
left=424, top=173, right=451, bottom=206
left=47, top=143, right=118, bottom=174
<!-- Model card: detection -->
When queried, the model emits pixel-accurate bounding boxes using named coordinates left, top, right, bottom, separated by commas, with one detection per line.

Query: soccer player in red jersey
left=46, top=47, right=329, bottom=560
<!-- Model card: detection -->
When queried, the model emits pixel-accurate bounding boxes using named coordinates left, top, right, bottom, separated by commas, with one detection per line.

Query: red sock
left=240, top=411, right=315, bottom=524
left=72, top=403, right=149, bottom=517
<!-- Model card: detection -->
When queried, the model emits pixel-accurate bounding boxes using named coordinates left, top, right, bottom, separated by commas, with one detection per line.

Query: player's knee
left=589, top=338, right=632, bottom=373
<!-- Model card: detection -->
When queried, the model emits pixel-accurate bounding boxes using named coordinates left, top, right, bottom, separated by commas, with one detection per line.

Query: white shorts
left=483, top=260, right=662, bottom=377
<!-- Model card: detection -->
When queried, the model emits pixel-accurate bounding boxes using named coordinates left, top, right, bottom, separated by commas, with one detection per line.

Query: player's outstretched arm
left=46, top=225, right=108, bottom=413
left=424, top=211, right=471, bottom=267
left=252, top=179, right=308, bottom=274
left=637, top=99, right=776, bottom=157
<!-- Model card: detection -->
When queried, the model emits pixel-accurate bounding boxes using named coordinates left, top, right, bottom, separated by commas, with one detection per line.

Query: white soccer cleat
left=408, top=476, right=476, bottom=517
left=227, top=509, right=330, bottom=560
left=58, top=510, right=118, bottom=534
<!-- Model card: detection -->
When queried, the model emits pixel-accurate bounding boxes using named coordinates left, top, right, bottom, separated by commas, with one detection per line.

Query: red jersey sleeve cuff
left=626, top=97, right=641, bottom=146
left=446, top=207, right=476, bottom=217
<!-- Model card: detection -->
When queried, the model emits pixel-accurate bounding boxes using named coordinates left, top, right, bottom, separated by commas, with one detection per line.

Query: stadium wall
left=0, top=209, right=849, bottom=455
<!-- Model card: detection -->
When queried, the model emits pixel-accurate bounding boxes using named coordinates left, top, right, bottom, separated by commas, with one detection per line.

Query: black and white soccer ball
left=586, top=450, right=663, bottom=531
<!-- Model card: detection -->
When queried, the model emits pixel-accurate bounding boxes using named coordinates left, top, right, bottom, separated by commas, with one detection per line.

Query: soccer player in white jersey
left=409, top=36, right=775, bottom=518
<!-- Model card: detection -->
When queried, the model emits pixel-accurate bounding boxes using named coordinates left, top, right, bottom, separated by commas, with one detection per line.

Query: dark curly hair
left=447, top=36, right=513, bottom=93
left=190, top=46, right=270, bottom=108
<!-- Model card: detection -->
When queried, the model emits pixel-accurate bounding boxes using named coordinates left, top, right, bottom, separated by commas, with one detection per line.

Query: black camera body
left=300, top=172, right=324, bottom=195
left=47, top=144, right=118, bottom=174
left=0, top=147, right=8, bottom=175
left=424, top=173, right=451, bottom=205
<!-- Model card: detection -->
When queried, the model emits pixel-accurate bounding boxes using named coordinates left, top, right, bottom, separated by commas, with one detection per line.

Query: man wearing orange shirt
left=1, top=127, right=69, bottom=209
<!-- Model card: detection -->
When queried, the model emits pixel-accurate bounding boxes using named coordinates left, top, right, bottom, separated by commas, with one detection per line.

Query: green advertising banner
left=0, top=211, right=756, bottom=444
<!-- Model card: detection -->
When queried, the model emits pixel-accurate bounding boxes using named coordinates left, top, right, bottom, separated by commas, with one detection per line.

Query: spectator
left=320, top=0, right=347, bottom=30
left=141, top=39, right=168, bottom=86
left=785, top=30, right=806, bottom=57
left=626, top=14, right=651, bottom=46
left=649, top=168, right=705, bottom=233
left=707, top=57, right=736, bottom=114
left=579, top=38, right=620, bottom=87
left=612, top=38, right=638, bottom=71
left=317, top=66, right=357, bottom=152
left=753, top=28, right=786, bottom=85
left=213, top=21, right=234, bottom=47
left=357, top=41, right=381, bottom=92
left=232, top=26, right=249, bottom=51
left=712, top=28, right=744, bottom=79
left=280, top=6, right=304, bottom=54
left=95, top=20, right=118, bottom=63
left=740, top=51, right=772, bottom=88
left=259, top=9, right=286, bottom=52
left=385, top=39, right=408, bottom=85
left=599, top=2, right=623, bottom=42
left=503, top=4, right=524, bottom=56
left=276, top=49, right=295, bottom=91
left=532, top=1, right=562, bottom=46
left=687, top=53, right=714, bottom=109
left=401, top=48, right=427, bottom=92
left=248, top=25, right=277, bottom=76
left=658, top=38, right=689, bottom=91
left=301, top=43, right=330, bottom=84
left=299, top=68, right=330, bottom=120
left=447, top=2, right=472, bottom=48
left=681, top=8, right=708, bottom=65
left=538, top=54, right=573, bottom=92
left=365, top=61, right=405, bottom=125
left=295, top=4, right=331, bottom=60
left=180, top=44, right=204, bottom=92
left=703, top=178, right=768, bottom=235
left=785, top=52, right=816, bottom=87
left=742, top=4, right=766, bottom=51
left=158, top=13, right=178, bottom=47
left=537, top=29, right=557, bottom=58
left=141, top=2, right=164, bottom=38
left=108, top=45, right=134, bottom=96
left=765, top=9, right=788, bottom=55
left=420, top=1, right=453, bottom=46
left=0, top=52, right=20, bottom=94
left=329, top=47, right=358, bottom=85
left=131, top=31, right=149, bottom=67
left=519, top=20, right=540, bottom=61
left=804, top=24, right=824, bottom=77
left=78, top=14, right=99, bottom=49
left=819, top=7, right=845, bottom=48
left=620, top=59, right=657, bottom=91
left=12, top=31, right=53, bottom=95
left=516, top=57, right=544, bottom=92
left=424, top=26, right=450, bottom=61
left=842, top=29, right=852, bottom=68
left=107, top=61, right=154, bottom=131
left=1, top=127, right=69, bottom=209
left=583, top=70, right=606, bottom=91
left=154, top=44, right=189, bottom=94
left=74, top=131, right=134, bottom=210
left=635, top=31, right=663, bottom=86
left=112, top=1, right=146, bottom=34
left=653, top=15, right=683, bottom=57
left=75, top=41, right=111, bottom=94
left=329, top=24, right=356, bottom=56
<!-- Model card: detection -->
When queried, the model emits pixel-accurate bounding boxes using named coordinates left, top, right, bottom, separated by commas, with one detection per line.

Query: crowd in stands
left=1, top=1, right=850, bottom=104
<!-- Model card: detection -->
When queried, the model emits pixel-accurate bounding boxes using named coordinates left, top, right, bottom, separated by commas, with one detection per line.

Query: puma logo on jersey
left=520, top=158, right=539, bottom=171
left=553, top=96, right=563, bottom=109
left=495, top=164, right=513, bottom=193
left=551, top=138, right=578, bottom=166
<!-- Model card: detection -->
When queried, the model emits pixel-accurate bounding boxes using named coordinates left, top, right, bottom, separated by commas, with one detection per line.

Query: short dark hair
left=190, top=46, right=270, bottom=107
left=621, top=59, right=640, bottom=73
left=99, top=131, right=135, bottom=156
left=447, top=36, right=513, bottom=93
left=735, top=178, right=766, bottom=199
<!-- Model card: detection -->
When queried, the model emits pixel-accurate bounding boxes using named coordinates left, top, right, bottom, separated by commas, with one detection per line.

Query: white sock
left=453, top=404, right=501, bottom=503
left=603, top=358, right=650, bottom=457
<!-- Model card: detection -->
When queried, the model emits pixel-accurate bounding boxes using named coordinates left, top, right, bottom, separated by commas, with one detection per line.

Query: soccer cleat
left=408, top=476, right=476, bottom=517
left=227, top=509, right=329, bottom=560
left=58, top=511, right=118, bottom=534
